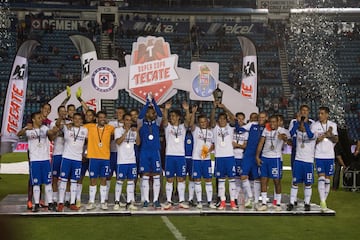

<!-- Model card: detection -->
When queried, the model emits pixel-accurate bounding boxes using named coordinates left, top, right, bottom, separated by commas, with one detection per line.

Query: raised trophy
left=212, top=83, right=223, bottom=103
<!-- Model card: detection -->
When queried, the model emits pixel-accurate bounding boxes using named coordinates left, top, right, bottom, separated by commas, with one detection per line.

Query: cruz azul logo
left=91, top=66, right=117, bottom=92
left=129, top=36, right=178, bottom=102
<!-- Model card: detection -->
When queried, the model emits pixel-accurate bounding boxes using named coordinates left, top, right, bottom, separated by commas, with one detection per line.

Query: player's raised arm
left=75, top=87, right=89, bottom=113
left=210, top=101, right=217, bottom=128
left=60, top=86, right=72, bottom=107
left=162, top=101, right=172, bottom=128
left=189, top=104, right=198, bottom=132
left=17, top=122, right=33, bottom=137
left=182, top=101, right=191, bottom=127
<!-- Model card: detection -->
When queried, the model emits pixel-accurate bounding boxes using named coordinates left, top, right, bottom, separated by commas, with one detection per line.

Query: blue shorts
left=89, top=158, right=110, bottom=178
left=192, top=160, right=212, bottom=179
left=52, top=155, right=62, bottom=178
left=214, top=157, right=236, bottom=179
left=139, top=149, right=161, bottom=174
left=235, top=158, right=243, bottom=177
left=165, top=155, right=186, bottom=178
left=186, top=157, right=193, bottom=176
left=117, top=163, right=137, bottom=180
left=241, top=155, right=260, bottom=179
left=30, top=160, right=52, bottom=185
left=315, top=158, right=334, bottom=176
left=259, top=157, right=282, bottom=179
left=292, top=160, right=314, bottom=185
left=81, top=159, right=89, bottom=177
left=109, top=152, right=117, bottom=177
left=60, top=158, right=82, bottom=181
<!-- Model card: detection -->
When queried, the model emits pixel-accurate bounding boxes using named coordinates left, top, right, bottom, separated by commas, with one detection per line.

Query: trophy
left=201, top=145, right=209, bottom=159
left=212, top=83, right=223, bottom=103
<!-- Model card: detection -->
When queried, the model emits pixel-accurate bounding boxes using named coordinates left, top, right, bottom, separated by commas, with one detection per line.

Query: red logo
left=129, top=37, right=178, bottom=103
left=99, top=73, right=110, bottom=87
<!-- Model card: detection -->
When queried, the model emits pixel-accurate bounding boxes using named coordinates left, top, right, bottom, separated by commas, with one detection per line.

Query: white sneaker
left=163, top=201, right=173, bottom=210
left=101, top=202, right=108, bottom=210
left=196, top=202, right=203, bottom=209
left=119, top=202, right=127, bottom=207
left=244, top=199, right=253, bottom=209
left=257, top=204, right=268, bottom=211
left=274, top=205, right=282, bottom=211
left=208, top=202, right=217, bottom=209
left=179, top=202, right=189, bottom=209
left=127, top=203, right=138, bottom=211
left=86, top=202, right=95, bottom=210
left=113, top=203, right=120, bottom=210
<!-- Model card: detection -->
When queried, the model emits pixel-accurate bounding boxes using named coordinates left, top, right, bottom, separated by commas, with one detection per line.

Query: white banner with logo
left=241, top=55, right=257, bottom=104
left=1, top=56, right=28, bottom=142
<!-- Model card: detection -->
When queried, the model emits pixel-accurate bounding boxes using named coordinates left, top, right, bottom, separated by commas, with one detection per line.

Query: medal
left=37, top=143, right=42, bottom=148
left=98, top=142, right=103, bottom=148
left=174, top=138, right=180, bottom=143
left=73, top=141, right=77, bottom=145
left=220, top=141, right=226, bottom=147
left=301, top=143, right=305, bottom=148
left=270, top=145, right=275, bottom=150
left=126, top=143, right=131, bottom=149
left=187, top=139, right=192, bottom=144
left=148, top=134, right=154, bottom=140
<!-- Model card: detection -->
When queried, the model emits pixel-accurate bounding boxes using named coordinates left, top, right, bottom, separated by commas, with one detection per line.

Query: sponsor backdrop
left=48, top=36, right=258, bottom=121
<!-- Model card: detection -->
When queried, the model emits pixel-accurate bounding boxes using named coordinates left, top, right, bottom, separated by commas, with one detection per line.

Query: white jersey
left=50, top=120, right=72, bottom=156
left=62, top=126, right=88, bottom=161
left=165, top=123, right=186, bottom=156
left=312, top=120, right=338, bottom=159
left=26, top=126, right=50, bottom=161
left=261, top=127, right=290, bottom=158
left=295, top=129, right=316, bottom=163
left=109, top=120, right=124, bottom=152
left=192, top=126, right=214, bottom=160
left=233, top=130, right=248, bottom=159
left=115, top=128, right=137, bottom=164
left=213, top=124, right=234, bottom=158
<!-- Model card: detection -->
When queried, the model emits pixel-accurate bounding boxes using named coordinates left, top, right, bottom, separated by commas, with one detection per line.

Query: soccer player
left=113, top=113, right=140, bottom=210
left=287, top=114, right=316, bottom=211
left=312, top=106, right=338, bottom=211
left=255, top=115, right=290, bottom=211
left=189, top=105, right=216, bottom=209
left=17, top=112, right=58, bottom=212
left=236, top=112, right=267, bottom=208
left=84, top=111, right=115, bottom=210
left=57, top=113, right=88, bottom=211
left=289, top=105, right=314, bottom=169
left=138, top=95, right=163, bottom=209
left=49, top=105, right=68, bottom=206
left=211, top=102, right=238, bottom=210
left=185, top=125, right=195, bottom=206
left=162, top=101, right=191, bottom=210
left=107, top=107, right=126, bottom=203
left=232, top=112, right=248, bottom=206
left=76, top=109, right=96, bottom=207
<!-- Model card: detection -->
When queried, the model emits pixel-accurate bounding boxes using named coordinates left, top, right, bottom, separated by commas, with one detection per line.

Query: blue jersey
left=138, top=99, right=163, bottom=151
left=237, top=122, right=265, bottom=157
left=184, top=129, right=193, bottom=158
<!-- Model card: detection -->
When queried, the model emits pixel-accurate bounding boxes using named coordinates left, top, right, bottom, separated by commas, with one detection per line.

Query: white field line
left=161, top=216, right=186, bottom=240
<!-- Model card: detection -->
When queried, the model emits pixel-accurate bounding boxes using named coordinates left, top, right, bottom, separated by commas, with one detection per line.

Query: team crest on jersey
left=118, top=173, right=123, bottom=178
left=90, top=171, right=94, bottom=176
left=192, top=64, right=216, bottom=97
left=91, top=66, right=117, bottom=93
left=128, top=36, right=179, bottom=103
left=33, top=178, right=38, bottom=183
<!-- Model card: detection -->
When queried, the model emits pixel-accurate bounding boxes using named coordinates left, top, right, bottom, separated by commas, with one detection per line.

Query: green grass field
left=1, top=154, right=360, bottom=240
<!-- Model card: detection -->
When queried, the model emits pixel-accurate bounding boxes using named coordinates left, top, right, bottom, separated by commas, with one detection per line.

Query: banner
left=1, top=40, right=40, bottom=144
left=69, top=35, right=98, bottom=79
left=238, top=36, right=257, bottom=104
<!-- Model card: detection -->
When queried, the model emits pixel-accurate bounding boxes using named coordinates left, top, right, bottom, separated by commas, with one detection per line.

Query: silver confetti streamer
left=0, top=0, right=12, bottom=50
left=288, top=2, right=346, bottom=128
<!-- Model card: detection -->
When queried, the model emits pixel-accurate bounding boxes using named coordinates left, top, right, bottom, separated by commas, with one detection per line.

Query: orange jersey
left=84, top=123, right=115, bottom=160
